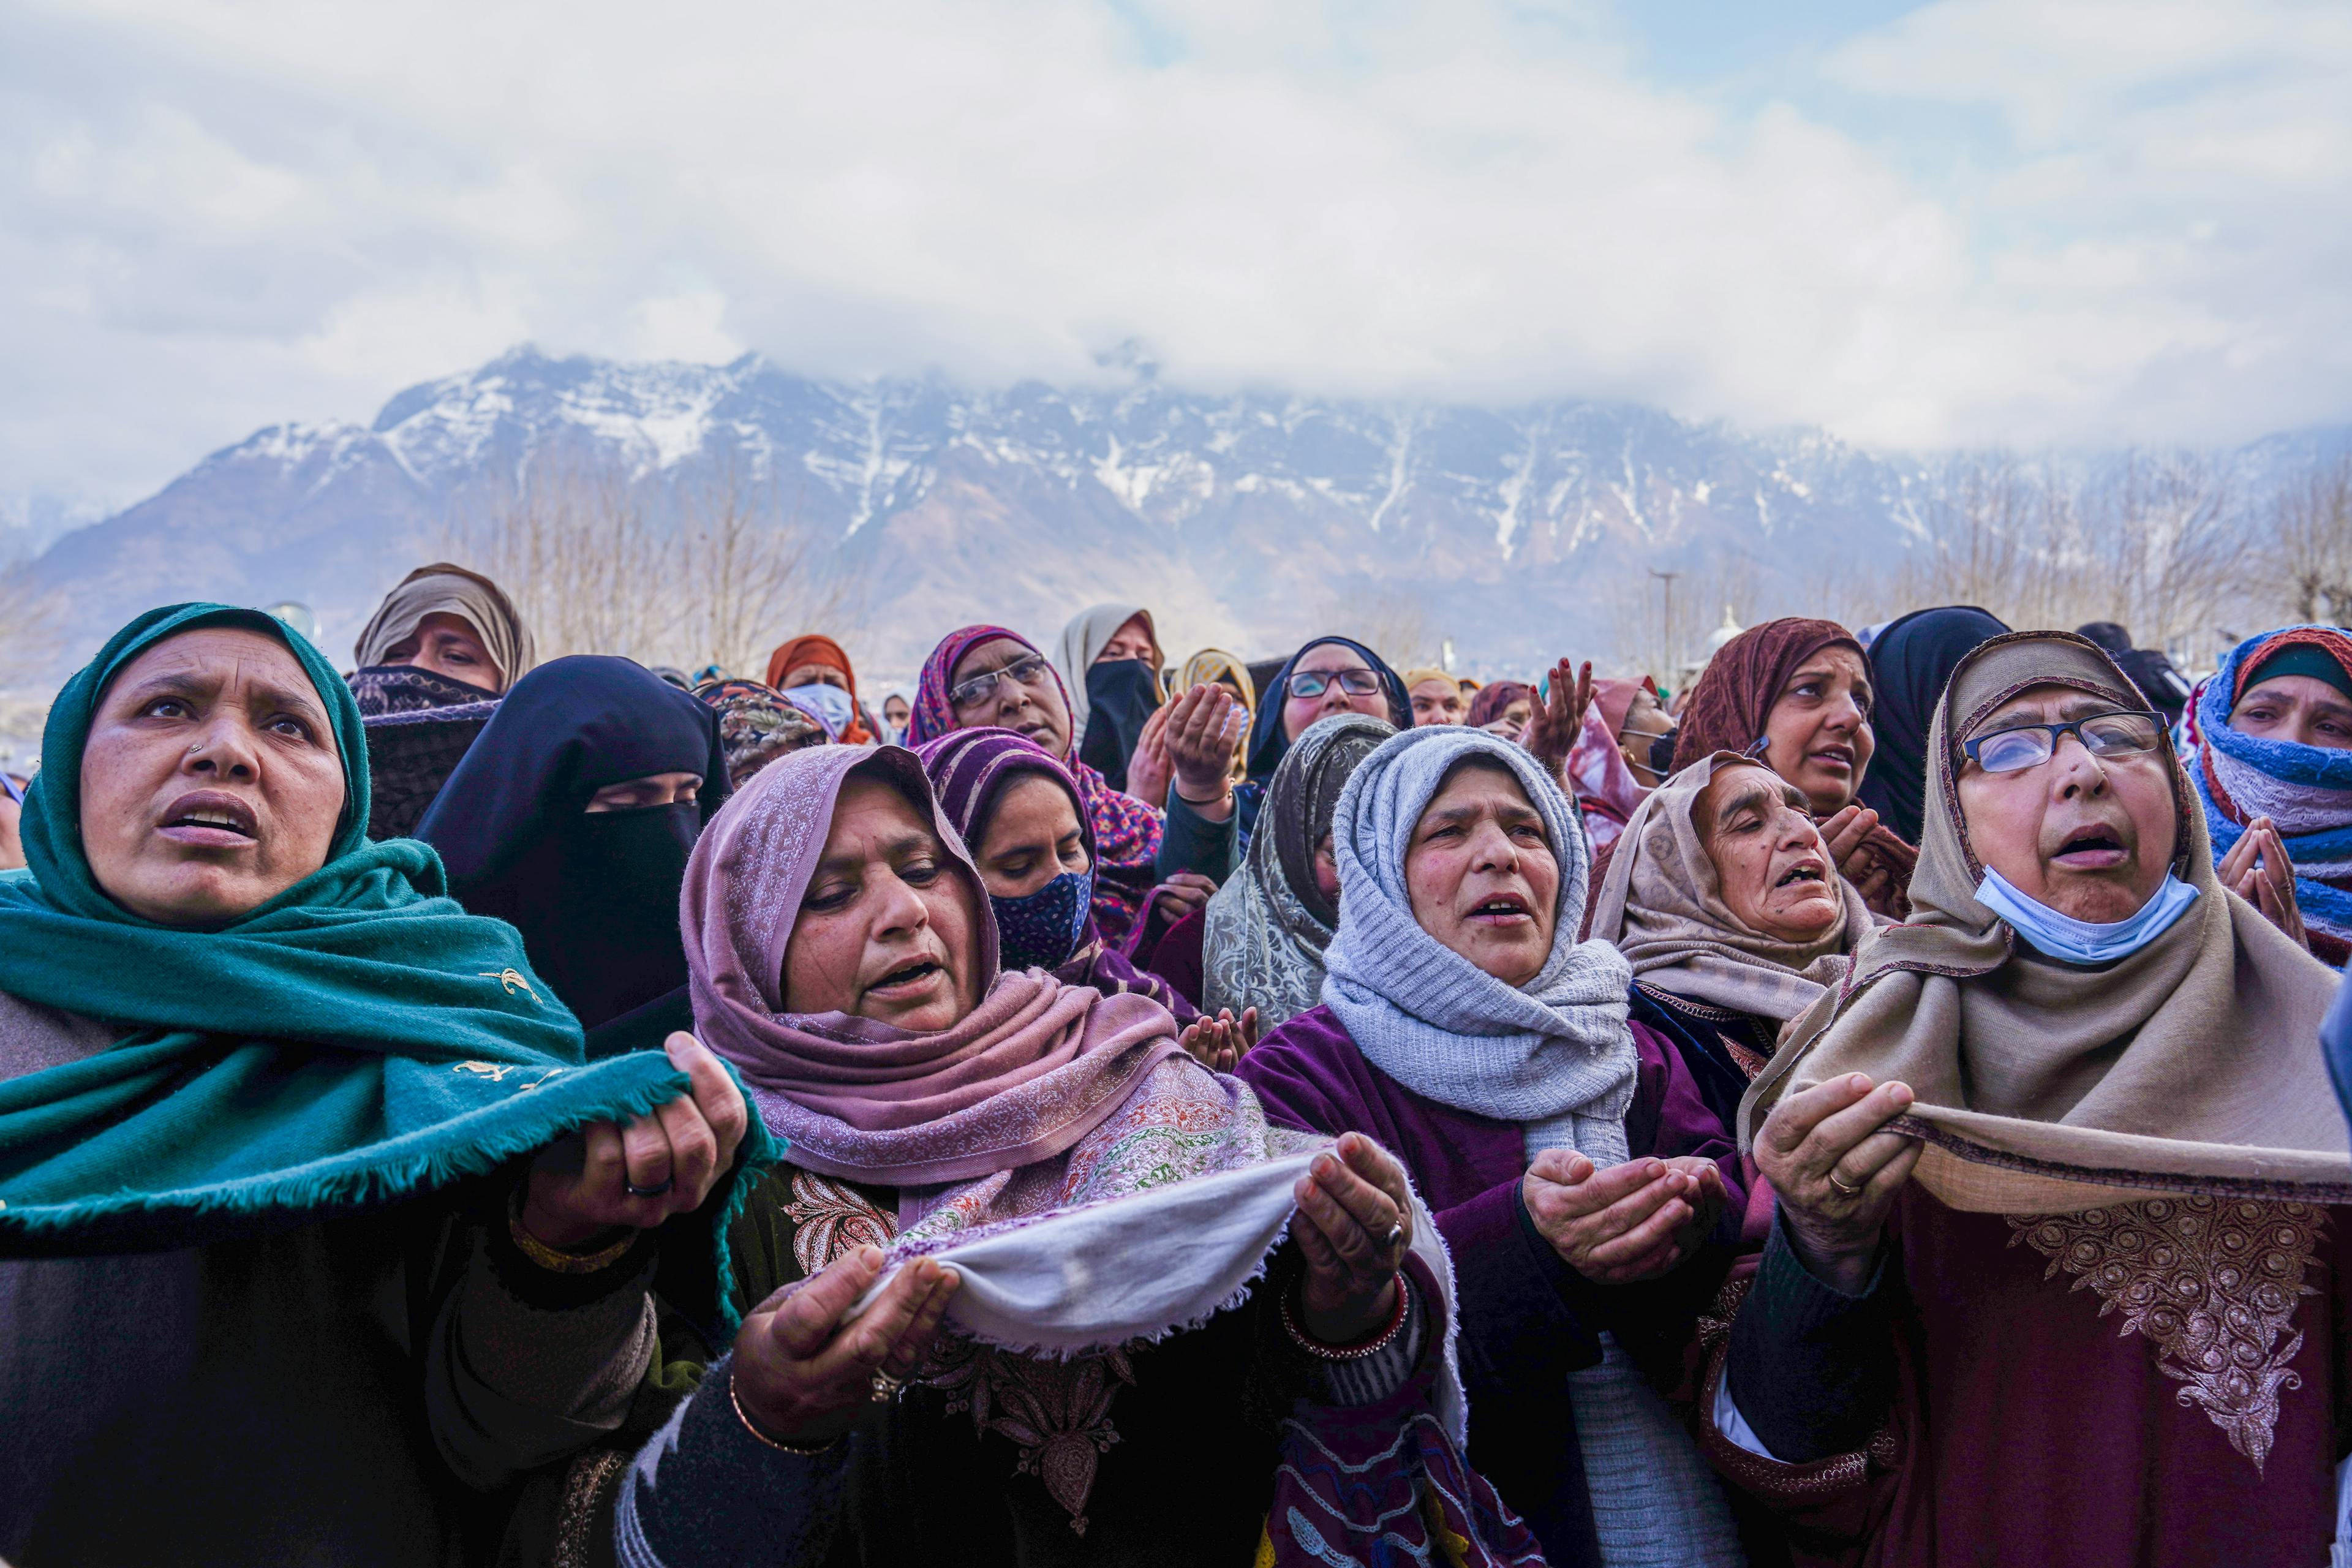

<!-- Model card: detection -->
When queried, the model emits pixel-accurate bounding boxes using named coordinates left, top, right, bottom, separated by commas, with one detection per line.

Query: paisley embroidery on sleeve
left=2008, top=1197, right=2324, bottom=1474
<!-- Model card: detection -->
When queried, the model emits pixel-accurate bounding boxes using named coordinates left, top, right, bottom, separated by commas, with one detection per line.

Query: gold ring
left=869, top=1369, right=907, bottom=1404
left=1826, top=1171, right=1863, bottom=1197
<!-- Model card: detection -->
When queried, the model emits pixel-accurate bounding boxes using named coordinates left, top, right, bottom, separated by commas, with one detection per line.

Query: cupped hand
left=1178, top=1005, right=1259, bottom=1071
left=1164, top=685, right=1245, bottom=816
left=1292, top=1133, right=1413, bottom=1344
left=1521, top=658, right=1595, bottom=787
left=1522, top=1150, right=1725, bottom=1284
left=730, top=1246, right=962, bottom=1445
left=2218, top=816, right=2308, bottom=950
left=1152, top=869, right=1218, bottom=927
left=1753, top=1074, right=1920, bottom=1295
left=523, top=1033, right=751, bottom=1249
left=1123, top=706, right=1174, bottom=810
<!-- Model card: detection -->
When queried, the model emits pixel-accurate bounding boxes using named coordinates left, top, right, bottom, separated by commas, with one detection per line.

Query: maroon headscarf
left=1466, top=680, right=1532, bottom=730
left=1664, top=616, right=1917, bottom=918
left=681, top=743, right=1184, bottom=1186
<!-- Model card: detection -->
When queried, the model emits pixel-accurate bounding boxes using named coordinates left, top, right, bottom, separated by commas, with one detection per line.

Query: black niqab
left=1854, top=605, right=2009, bottom=844
left=416, top=656, right=729, bottom=1038
left=1076, top=657, right=1161, bottom=793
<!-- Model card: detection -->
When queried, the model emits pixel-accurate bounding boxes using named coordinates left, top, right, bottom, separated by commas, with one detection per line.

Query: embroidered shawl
left=1741, top=631, right=2352, bottom=1213
left=1202, top=713, right=1392, bottom=1026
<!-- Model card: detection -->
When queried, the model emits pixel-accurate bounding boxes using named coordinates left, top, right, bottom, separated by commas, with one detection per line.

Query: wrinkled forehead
left=1697, top=761, right=1805, bottom=829
left=1419, top=753, right=1544, bottom=827
left=100, top=624, right=323, bottom=714
left=1946, top=633, right=2135, bottom=743
left=950, top=635, right=1036, bottom=682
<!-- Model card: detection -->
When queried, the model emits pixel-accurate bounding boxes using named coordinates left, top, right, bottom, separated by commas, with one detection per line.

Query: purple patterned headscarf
left=916, top=728, right=1196, bottom=1020
left=905, top=625, right=1165, bottom=944
left=680, top=742, right=1185, bottom=1186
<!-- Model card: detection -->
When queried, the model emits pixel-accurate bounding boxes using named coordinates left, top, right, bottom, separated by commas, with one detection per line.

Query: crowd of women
left=7, top=560, right=2352, bottom=1568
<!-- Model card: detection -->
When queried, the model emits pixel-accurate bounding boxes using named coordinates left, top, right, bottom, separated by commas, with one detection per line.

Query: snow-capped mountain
left=20, top=345, right=2343, bottom=683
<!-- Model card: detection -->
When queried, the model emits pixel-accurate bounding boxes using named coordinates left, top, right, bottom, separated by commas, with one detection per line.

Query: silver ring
left=625, top=1177, right=674, bottom=1199
left=869, top=1369, right=907, bottom=1404
left=1383, top=1222, right=1404, bottom=1250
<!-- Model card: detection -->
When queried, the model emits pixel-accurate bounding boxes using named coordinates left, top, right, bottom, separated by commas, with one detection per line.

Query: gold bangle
left=507, top=1185, right=638, bottom=1275
left=728, top=1370, right=843, bottom=1457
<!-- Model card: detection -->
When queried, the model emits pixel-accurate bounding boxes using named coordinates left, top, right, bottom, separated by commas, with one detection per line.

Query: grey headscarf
left=1322, top=727, right=1639, bottom=1166
left=1202, top=712, right=1392, bottom=1026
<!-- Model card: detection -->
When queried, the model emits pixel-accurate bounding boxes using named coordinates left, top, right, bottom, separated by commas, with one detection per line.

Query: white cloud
left=1, top=0, right=2348, bottom=512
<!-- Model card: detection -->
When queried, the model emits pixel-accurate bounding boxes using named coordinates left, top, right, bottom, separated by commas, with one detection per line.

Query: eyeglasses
left=948, top=654, right=1055, bottom=714
left=1286, top=668, right=1384, bottom=701
left=1959, top=709, right=2165, bottom=774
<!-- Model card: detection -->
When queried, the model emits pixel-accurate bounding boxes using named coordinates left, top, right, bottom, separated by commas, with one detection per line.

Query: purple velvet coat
left=1237, top=1003, right=1744, bottom=1568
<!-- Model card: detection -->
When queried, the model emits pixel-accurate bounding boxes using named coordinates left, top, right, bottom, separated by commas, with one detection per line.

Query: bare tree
left=2271, top=454, right=2352, bottom=626
left=443, top=451, right=864, bottom=676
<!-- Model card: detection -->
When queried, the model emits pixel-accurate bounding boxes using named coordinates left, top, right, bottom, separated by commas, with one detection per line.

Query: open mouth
left=869, top=958, right=944, bottom=993
left=158, top=791, right=257, bottom=846
left=1469, top=892, right=1532, bottom=923
left=2053, top=825, right=2128, bottom=868
left=1809, top=746, right=1855, bottom=772
left=1774, top=858, right=1826, bottom=889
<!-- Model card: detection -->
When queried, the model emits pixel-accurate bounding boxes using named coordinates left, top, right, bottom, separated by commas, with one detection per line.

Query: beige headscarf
left=1178, top=648, right=1256, bottom=715
left=1052, top=603, right=1163, bottom=743
left=1740, top=631, right=2351, bottom=1213
left=353, top=563, right=537, bottom=693
left=1589, top=752, right=1870, bottom=1025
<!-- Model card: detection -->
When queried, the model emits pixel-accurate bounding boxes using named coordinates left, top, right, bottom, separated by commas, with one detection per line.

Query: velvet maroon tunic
left=1237, top=1003, right=1745, bottom=1567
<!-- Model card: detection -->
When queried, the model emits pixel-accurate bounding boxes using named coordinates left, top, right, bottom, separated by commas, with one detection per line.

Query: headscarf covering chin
left=1246, top=636, right=1413, bottom=783
left=1588, top=753, right=1870, bottom=1023
left=1322, top=728, right=1640, bottom=1166
left=1854, top=605, right=2011, bottom=845
left=2191, top=624, right=2352, bottom=967
left=1741, top=630, right=2351, bottom=1213
left=1466, top=680, right=1531, bottom=731
left=693, top=676, right=828, bottom=791
left=763, top=635, right=872, bottom=744
left=1202, top=713, right=1392, bottom=1026
left=1673, top=615, right=1918, bottom=913
left=417, top=656, right=729, bottom=1032
left=352, top=562, right=536, bottom=694
left=1052, top=603, right=1163, bottom=745
left=0, top=605, right=701, bottom=1253
left=680, top=744, right=1188, bottom=1188
left=905, top=626, right=1164, bottom=946
left=916, top=728, right=1193, bottom=1018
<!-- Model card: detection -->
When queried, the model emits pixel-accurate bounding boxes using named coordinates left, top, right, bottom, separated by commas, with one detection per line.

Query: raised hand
left=2218, top=816, right=2309, bottom=950
left=1521, top=658, right=1595, bottom=789
left=1752, top=1073, right=1920, bottom=1295
left=523, top=1033, right=750, bottom=1248
left=1122, top=706, right=1174, bottom=809
left=1178, top=1005, right=1259, bottom=1071
left=1291, top=1133, right=1413, bottom=1344
left=1521, top=1150, right=1724, bottom=1284
left=730, top=1247, right=962, bottom=1446
left=1163, top=685, right=1245, bottom=820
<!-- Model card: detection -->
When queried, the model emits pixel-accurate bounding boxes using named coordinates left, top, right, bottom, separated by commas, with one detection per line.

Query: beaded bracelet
left=728, top=1369, right=846, bottom=1458
left=1280, top=1275, right=1412, bottom=1361
left=506, top=1185, right=639, bottom=1275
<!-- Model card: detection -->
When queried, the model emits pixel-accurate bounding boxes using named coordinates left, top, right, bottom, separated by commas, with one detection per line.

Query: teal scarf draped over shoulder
left=0, top=603, right=759, bottom=1254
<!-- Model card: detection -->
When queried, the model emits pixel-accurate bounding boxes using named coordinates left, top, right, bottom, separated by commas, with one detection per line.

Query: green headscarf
left=0, top=604, right=765, bottom=1254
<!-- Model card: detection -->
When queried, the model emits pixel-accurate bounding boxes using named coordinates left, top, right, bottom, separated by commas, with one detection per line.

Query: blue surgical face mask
left=1975, top=865, right=2199, bottom=966
left=990, top=870, right=1095, bottom=973
left=782, top=683, right=854, bottom=741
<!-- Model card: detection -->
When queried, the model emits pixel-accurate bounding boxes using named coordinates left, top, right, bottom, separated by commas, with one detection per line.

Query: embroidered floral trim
left=922, top=1335, right=1136, bottom=1535
left=2007, top=1197, right=2324, bottom=1474
left=782, top=1170, right=896, bottom=1277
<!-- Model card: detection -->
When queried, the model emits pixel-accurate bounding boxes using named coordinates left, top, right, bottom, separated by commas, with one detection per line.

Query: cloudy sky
left=6, top=0, right=2350, bottom=515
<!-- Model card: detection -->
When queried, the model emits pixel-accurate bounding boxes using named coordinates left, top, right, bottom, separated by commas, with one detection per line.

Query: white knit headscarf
left=1321, top=727, right=1639, bottom=1167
